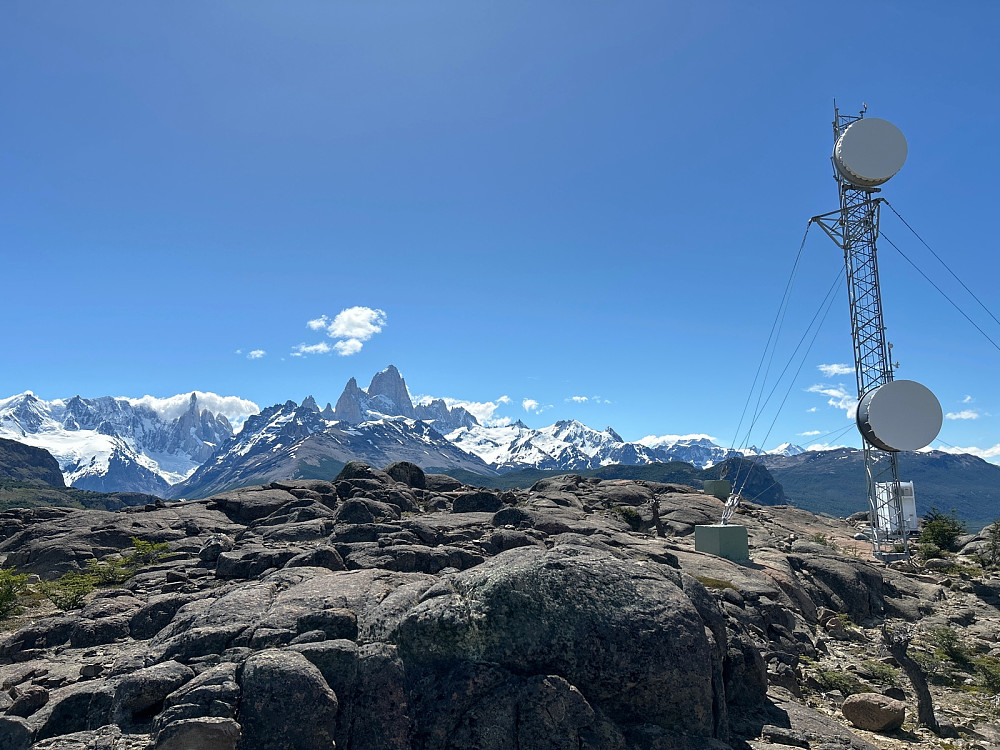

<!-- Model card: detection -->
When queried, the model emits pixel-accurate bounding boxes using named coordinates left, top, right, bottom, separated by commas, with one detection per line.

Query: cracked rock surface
left=0, top=461, right=997, bottom=749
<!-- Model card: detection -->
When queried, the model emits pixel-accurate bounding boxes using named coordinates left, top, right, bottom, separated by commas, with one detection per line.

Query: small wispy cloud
left=246, top=350, right=266, bottom=360
left=798, top=430, right=822, bottom=436
left=292, top=342, right=332, bottom=356
left=807, top=384, right=858, bottom=417
left=521, top=399, right=552, bottom=414
left=294, top=306, right=387, bottom=357
left=946, top=410, right=979, bottom=420
left=806, top=407, right=818, bottom=413
left=818, top=363, right=853, bottom=377
left=962, top=395, right=974, bottom=404
left=569, top=396, right=589, bottom=403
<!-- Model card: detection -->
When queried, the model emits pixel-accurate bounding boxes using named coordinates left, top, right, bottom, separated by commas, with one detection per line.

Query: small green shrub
left=859, top=659, right=899, bottom=685
left=0, top=568, right=29, bottom=621
left=39, top=571, right=96, bottom=610
left=811, top=533, right=829, bottom=546
left=84, top=557, right=132, bottom=586
left=129, top=538, right=170, bottom=567
left=974, top=656, right=1000, bottom=692
left=973, top=519, right=1000, bottom=569
left=919, top=507, right=965, bottom=552
left=612, top=506, right=643, bottom=532
left=917, top=542, right=944, bottom=560
left=930, top=626, right=970, bottom=664
left=814, top=670, right=872, bottom=696
left=835, top=612, right=855, bottom=628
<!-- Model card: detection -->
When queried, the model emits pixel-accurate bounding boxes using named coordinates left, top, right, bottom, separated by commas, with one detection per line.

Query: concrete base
left=695, top=524, right=749, bottom=562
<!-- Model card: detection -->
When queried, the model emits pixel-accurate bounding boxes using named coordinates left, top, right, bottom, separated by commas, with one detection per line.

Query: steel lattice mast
left=812, top=105, right=909, bottom=561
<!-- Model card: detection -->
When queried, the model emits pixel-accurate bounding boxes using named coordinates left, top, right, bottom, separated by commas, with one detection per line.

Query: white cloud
left=962, top=395, right=974, bottom=404
left=807, top=407, right=817, bottom=413
left=522, top=399, right=540, bottom=412
left=818, top=363, right=853, bottom=377
left=124, top=392, right=260, bottom=428
left=806, top=384, right=858, bottom=417
left=296, top=307, right=387, bottom=357
left=291, top=342, right=332, bottom=357
left=798, top=430, right=822, bottom=436
left=334, top=339, right=364, bottom=356
left=234, top=349, right=243, bottom=355
left=246, top=350, right=266, bottom=360
left=497, top=395, right=511, bottom=405
left=569, top=396, right=589, bottom=403
left=327, top=307, right=386, bottom=341
left=946, top=410, right=979, bottom=420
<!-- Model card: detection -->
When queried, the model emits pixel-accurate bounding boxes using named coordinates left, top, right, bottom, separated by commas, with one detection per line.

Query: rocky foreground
left=0, top=462, right=997, bottom=750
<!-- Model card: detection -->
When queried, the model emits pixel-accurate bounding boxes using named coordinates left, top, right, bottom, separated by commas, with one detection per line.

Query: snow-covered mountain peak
left=769, top=443, right=806, bottom=456
left=0, top=391, right=249, bottom=492
left=332, top=366, right=479, bottom=432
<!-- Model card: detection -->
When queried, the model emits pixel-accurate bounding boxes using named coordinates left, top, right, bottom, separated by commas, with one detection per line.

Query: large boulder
left=394, top=544, right=720, bottom=738
left=236, top=649, right=338, bottom=750
left=154, top=717, right=241, bottom=750
left=0, top=716, right=32, bottom=750
left=841, top=693, right=905, bottom=732
left=384, top=461, right=426, bottom=489
left=112, top=660, right=195, bottom=725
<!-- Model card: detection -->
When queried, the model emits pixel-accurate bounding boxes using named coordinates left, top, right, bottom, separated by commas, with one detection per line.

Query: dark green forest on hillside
left=0, top=479, right=162, bottom=513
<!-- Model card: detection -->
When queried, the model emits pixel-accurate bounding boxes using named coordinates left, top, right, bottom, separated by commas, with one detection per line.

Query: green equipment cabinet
left=694, top=524, right=749, bottom=562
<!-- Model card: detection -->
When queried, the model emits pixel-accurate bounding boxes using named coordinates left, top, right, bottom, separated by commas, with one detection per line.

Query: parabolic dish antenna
left=833, top=117, right=908, bottom=187
left=856, top=379, right=942, bottom=452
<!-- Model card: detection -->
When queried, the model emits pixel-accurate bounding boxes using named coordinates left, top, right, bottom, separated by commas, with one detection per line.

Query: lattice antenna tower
left=812, top=103, right=942, bottom=561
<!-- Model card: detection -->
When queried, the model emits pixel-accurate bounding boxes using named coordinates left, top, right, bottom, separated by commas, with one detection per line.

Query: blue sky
left=3, top=2, right=999, bottom=459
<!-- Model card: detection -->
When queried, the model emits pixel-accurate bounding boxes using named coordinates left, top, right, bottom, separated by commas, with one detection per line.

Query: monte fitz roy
left=0, top=366, right=801, bottom=500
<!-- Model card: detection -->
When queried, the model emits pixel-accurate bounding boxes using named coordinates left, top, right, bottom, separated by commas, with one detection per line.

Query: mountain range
left=0, top=391, right=234, bottom=496
left=4, top=365, right=999, bottom=526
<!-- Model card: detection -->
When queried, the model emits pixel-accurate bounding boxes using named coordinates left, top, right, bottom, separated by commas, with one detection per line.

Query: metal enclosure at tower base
left=874, top=481, right=918, bottom=535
